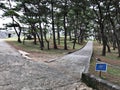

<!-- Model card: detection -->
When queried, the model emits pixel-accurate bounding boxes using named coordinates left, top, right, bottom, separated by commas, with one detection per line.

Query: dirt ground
left=95, top=55, right=120, bottom=66
left=6, top=41, right=67, bottom=62
left=29, top=52, right=63, bottom=62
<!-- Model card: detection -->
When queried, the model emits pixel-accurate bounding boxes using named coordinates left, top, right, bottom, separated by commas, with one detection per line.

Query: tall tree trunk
left=33, top=32, right=37, bottom=45
left=57, top=22, right=60, bottom=45
left=63, top=0, right=68, bottom=50
left=73, top=29, right=77, bottom=49
left=31, top=28, right=37, bottom=45
left=8, top=0, right=21, bottom=43
left=113, top=34, right=120, bottom=57
left=96, top=0, right=107, bottom=56
left=13, top=25, right=22, bottom=43
left=106, top=36, right=111, bottom=53
left=34, top=27, right=43, bottom=50
left=69, top=30, right=72, bottom=41
left=73, top=12, right=78, bottom=49
left=113, top=39, right=117, bottom=50
left=106, top=44, right=111, bottom=52
left=32, top=24, right=43, bottom=50
left=44, top=32, right=50, bottom=50
left=63, top=13, right=67, bottom=50
left=17, top=35, right=21, bottom=43
left=110, top=19, right=120, bottom=57
left=10, top=13, right=21, bottom=43
left=101, top=24, right=107, bottom=56
left=36, top=33, right=43, bottom=50
left=39, top=22, right=44, bottom=49
left=79, top=28, right=83, bottom=44
left=51, top=0, right=57, bottom=49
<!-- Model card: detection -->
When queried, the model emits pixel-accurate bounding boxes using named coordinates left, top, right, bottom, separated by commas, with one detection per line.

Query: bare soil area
left=95, top=55, right=120, bottom=66
left=30, top=52, right=62, bottom=62
left=6, top=40, right=76, bottom=63
left=6, top=41, right=61, bottom=61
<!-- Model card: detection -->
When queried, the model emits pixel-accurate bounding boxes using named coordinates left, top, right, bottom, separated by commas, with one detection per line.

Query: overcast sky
left=0, top=10, right=12, bottom=28
left=0, top=0, right=14, bottom=28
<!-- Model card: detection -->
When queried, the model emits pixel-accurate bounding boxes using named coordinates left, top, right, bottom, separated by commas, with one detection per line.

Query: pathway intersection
left=0, top=39, right=93, bottom=90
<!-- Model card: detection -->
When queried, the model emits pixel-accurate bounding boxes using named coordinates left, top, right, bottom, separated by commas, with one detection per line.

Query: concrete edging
left=81, top=73, right=120, bottom=90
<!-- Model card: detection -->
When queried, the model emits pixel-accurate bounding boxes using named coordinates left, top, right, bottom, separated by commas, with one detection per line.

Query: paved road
left=0, top=39, right=93, bottom=90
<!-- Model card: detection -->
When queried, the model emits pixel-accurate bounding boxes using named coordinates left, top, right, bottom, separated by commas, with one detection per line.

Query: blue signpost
left=96, top=63, right=107, bottom=77
left=96, top=63, right=107, bottom=72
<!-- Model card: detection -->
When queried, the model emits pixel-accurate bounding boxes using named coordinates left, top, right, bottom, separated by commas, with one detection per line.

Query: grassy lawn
left=5, top=38, right=85, bottom=61
left=89, top=41, right=120, bottom=85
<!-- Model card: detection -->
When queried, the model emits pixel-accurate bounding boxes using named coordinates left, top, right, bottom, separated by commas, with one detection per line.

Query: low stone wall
left=82, top=73, right=120, bottom=90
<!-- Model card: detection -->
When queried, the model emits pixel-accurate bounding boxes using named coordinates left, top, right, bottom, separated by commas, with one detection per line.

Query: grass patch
left=6, top=38, right=41, bottom=52
left=5, top=38, right=84, bottom=55
left=105, top=54, right=120, bottom=61
left=107, top=67, right=120, bottom=76
left=89, top=41, right=120, bottom=86
left=89, top=59, right=120, bottom=85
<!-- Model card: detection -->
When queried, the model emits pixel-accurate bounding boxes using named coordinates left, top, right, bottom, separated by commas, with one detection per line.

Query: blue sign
left=96, top=63, right=107, bottom=72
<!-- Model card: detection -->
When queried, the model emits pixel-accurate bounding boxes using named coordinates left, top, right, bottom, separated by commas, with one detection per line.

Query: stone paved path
left=49, top=41, right=93, bottom=79
left=0, top=39, right=93, bottom=90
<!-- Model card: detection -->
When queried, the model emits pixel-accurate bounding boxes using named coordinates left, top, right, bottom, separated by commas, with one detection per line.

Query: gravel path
left=0, top=39, right=93, bottom=90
